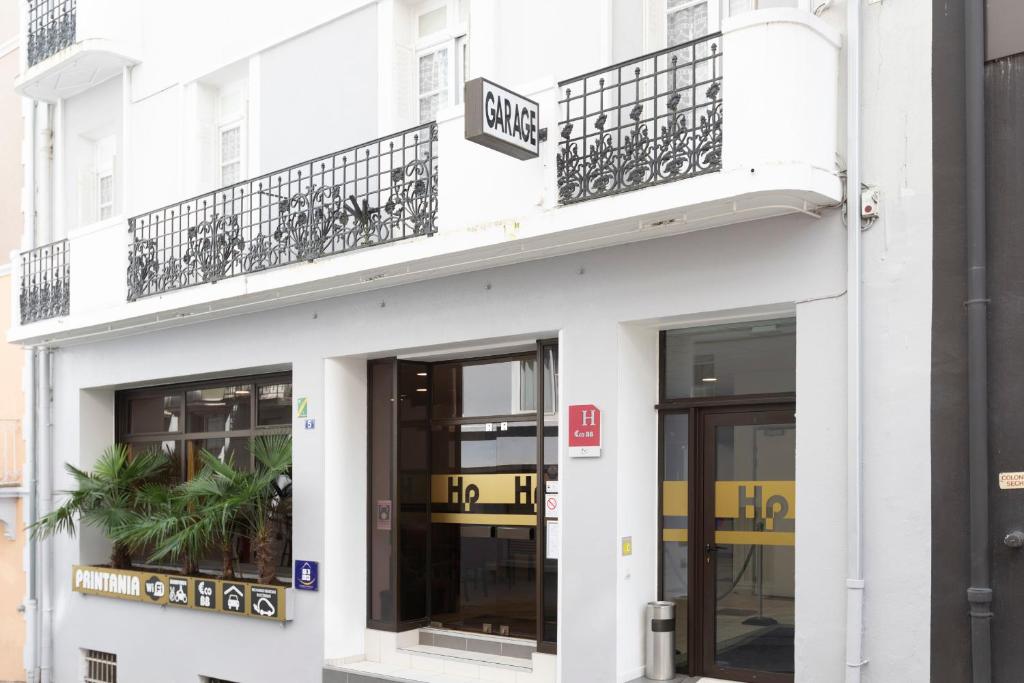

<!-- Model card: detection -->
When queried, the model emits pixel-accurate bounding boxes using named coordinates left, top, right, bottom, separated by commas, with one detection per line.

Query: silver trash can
left=645, top=600, right=675, bottom=680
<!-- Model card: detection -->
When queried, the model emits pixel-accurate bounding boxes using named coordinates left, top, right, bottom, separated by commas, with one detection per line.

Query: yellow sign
left=430, top=473, right=537, bottom=526
left=661, top=480, right=796, bottom=547
left=71, top=565, right=290, bottom=621
left=622, top=536, right=633, bottom=556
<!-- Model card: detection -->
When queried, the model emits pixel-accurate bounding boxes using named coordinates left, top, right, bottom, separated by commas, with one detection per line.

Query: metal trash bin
left=645, top=600, right=675, bottom=680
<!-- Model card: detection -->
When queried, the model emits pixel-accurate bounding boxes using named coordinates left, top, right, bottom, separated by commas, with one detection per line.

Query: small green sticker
left=296, top=397, right=308, bottom=418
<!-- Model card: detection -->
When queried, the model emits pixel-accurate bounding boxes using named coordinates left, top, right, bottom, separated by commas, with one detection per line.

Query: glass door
left=700, top=409, right=795, bottom=683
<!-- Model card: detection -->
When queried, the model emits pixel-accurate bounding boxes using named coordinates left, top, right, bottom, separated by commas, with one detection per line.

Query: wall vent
left=83, top=649, right=117, bottom=683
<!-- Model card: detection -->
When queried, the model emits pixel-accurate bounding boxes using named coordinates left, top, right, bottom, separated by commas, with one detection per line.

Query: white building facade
left=9, top=1, right=933, bottom=682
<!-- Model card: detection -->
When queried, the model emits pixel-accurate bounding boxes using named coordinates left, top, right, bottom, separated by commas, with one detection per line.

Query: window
left=116, top=373, right=292, bottom=575
left=219, top=124, right=242, bottom=185
left=415, top=1, right=468, bottom=123
left=83, top=650, right=117, bottom=683
left=667, top=0, right=709, bottom=45
left=97, top=172, right=113, bottom=220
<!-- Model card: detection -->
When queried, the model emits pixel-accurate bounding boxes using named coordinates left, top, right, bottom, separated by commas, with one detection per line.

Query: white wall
left=46, top=211, right=847, bottom=682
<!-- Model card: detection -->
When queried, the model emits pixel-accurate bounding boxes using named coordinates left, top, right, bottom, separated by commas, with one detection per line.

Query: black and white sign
left=194, top=579, right=216, bottom=610
left=250, top=586, right=279, bottom=619
left=143, top=575, right=166, bottom=602
left=168, top=577, right=189, bottom=606
left=222, top=583, right=246, bottom=613
left=465, top=78, right=540, bottom=160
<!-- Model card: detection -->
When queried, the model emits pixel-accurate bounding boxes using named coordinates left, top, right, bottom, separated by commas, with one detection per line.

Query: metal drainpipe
left=22, top=95, right=38, bottom=683
left=38, top=348, right=52, bottom=683
left=964, top=0, right=992, bottom=680
left=844, top=0, right=866, bottom=681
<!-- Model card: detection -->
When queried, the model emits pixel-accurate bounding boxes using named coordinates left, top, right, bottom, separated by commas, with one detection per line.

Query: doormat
left=717, top=625, right=794, bottom=674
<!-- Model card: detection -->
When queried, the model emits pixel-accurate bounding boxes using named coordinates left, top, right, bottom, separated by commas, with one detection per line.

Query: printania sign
left=465, top=78, right=540, bottom=160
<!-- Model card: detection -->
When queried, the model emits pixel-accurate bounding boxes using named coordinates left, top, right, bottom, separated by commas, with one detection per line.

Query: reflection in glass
left=433, top=359, right=541, bottom=419
left=430, top=421, right=538, bottom=638
left=713, top=422, right=795, bottom=675
left=257, top=383, right=292, bottom=426
left=663, top=319, right=795, bottom=399
left=661, top=412, right=689, bottom=670
left=186, top=385, right=252, bottom=432
left=129, top=394, right=182, bottom=434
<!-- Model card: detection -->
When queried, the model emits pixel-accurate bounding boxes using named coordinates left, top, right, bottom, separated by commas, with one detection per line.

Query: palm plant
left=141, top=434, right=292, bottom=582
left=30, top=444, right=171, bottom=569
left=113, top=481, right=203, bottom=575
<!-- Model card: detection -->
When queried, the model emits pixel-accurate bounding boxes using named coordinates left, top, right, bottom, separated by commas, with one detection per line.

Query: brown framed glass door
left=699, top=408, right=795, bottom=683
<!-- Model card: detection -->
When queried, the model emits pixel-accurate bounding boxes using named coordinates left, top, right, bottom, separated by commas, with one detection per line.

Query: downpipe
left=38, top=348, right=53, bottom=683
left=964, top=0, right=992, bottom=680
left=844, top=0, right=866, bottom=681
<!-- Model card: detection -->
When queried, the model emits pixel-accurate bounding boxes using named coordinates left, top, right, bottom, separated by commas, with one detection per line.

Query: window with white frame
left=83, top=649, right=117, bottom=683
left=666, top=0, right=714, bottom=45
left=219, top=123, right=243, bottom=185
left=97, top=171, right=114, bottom=220
left=415, top=0, right=468, bottom=123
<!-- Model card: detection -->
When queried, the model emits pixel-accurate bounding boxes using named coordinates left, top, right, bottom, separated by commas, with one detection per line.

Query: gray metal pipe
left=964, top=1, right=991, bottom=681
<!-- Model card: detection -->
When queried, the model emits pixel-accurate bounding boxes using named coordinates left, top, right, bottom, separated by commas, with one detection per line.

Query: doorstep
left=325, top=628, right=555, bottom=683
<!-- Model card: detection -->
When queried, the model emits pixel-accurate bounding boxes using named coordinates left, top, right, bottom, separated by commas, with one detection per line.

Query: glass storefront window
left=662, top=319, right=795, bottom=399
left=115, top=373, right=292, bottom=577
left=433, top=358, right=541, bottom=419
left=186, top=385, right=252, bottom=432
left=257, top=383, right=292, bottom=426
left=128, top=394, right=182, bottom=434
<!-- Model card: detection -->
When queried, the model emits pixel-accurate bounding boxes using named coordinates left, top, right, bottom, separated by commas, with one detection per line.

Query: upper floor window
left=415, top=0, right=468, bottom=123
left=667, top=0, right=712, bottom=45
left=97, top=170, right=113, bottom=220
left=215, top=81, right=247, bottom=186
left=77, top=133, right=116, bottom=226
left=219, top=123, right=243, bottom=185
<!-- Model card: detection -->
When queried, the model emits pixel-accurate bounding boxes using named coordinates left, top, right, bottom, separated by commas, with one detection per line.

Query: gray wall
left=931, top=3, right=1024, bottom=680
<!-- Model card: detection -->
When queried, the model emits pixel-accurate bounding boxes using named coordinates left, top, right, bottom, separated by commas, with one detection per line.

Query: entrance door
left=699, top=409, right=795, bottom=683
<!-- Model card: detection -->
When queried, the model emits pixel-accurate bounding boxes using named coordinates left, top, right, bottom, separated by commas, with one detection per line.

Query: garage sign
left=465, top=78, right=540, bottom=160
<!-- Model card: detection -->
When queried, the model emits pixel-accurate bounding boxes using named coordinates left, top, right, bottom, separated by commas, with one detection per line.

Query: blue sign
left=304, top=418, right=316, bottom=430
left=294, top=560, right=318, bottom=591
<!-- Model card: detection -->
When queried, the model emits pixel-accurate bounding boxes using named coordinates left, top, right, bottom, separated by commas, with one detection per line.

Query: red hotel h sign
left=568, top=404, right=601, bottom=457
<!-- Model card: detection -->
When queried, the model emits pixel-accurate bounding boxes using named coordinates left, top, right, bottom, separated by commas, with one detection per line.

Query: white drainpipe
left=844, top=0, right=866, bottom=681
left=38, top=348, right=52, bottom=683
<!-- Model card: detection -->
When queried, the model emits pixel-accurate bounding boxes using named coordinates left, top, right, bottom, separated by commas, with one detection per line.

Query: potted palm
left=136, top=434, right=292, bottom=582
left=30, top=444, right=171, bottom=569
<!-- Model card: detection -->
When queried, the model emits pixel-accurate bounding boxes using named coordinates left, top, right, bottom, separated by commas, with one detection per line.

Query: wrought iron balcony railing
left=127, top=123, right=438, bottom=301
left=556, top=33, right=722, bottom=205
left=20, top=239, right=70, bottom=324
left=26, top=0, right=77, bottom=67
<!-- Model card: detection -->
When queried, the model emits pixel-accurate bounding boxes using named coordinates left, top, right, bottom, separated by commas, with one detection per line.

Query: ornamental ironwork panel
left=556, top=33, right=722, bottom=204
left=20, top=239, right=70, bottom=324
left=127, top=123, right=438, bottom=301
left=26, top=0, right=76, bottom=67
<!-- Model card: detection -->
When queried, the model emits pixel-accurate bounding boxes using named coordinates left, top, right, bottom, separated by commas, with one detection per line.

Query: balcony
left=557, top=33, right=723, bottom=204
left=8, top=8, right=840, bottom=347
left=26, top=0, right=76, bottom=67
left=19, top=239, right=70, bottom=325
left=126, top=124, right=438, bottom=300
left=16, top=0, right=141, bottom=102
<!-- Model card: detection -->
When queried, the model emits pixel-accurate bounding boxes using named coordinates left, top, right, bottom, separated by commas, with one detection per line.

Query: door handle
left=704, top=543, right=726, bottom=558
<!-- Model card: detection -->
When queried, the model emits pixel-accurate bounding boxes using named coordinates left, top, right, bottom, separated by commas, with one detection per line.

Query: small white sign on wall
left=998, top=471, right=1024, bottom=489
